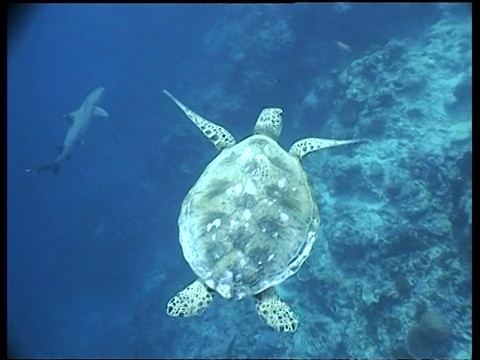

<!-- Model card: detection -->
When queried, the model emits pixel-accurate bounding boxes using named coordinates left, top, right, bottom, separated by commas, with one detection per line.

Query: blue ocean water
left=7, top=3, right=471, bottom=358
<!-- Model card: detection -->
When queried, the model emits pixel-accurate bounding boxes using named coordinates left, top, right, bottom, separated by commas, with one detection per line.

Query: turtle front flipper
left=254, top=287, right=298, bottom=333
left=163, top=90, right=236, bottom=150
left=166, top=279, right=214, bottom=317
left=289, top=137, right=369, bottom=160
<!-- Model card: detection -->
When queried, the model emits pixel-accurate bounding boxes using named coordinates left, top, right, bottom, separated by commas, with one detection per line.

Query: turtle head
left=254, top=108, right=283, bottom=141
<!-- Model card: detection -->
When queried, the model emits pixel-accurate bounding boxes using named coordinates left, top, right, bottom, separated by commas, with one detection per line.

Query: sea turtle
left=163, top=90, right=366, bottom=332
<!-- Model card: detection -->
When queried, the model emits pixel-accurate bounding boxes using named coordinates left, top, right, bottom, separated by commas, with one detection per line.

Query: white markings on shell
left=226, top=183, right=243, bottom=197
left=243, top=209, right=252, bottom=220
left=267, top=253, right=275, bottom=261
left=233, top=183, right=243, bottom=195
left=216, top=270, right=234, bottom=298
left=254, top=154, right=268, bottom=162
left=239, top=257, right=247, bottom=268
left=207, top=218, right=221, bottom=232
left=245, top=179, right=257, bottom=195
left=280, top=212, right=289, bottom=222
left=278, top=177, right=287, bottom=189
left=240, top=146, right=253, bottom=161
left=224, top=270, right=233, bottom=281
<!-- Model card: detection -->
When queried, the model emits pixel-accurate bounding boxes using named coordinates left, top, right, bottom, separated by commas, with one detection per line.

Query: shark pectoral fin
left=93, top=106, right=109, bottom=117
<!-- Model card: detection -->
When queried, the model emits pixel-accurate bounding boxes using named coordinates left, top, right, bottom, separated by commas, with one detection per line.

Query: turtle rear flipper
left=163, top=89, right=236, bottom=151
left=166, top=279, right=214, bottom=317
left=255, top=287, right=298, bottom=332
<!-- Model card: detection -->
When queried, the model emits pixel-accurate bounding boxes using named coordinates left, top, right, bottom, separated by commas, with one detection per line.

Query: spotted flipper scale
left=166, top=279, right=214, bottom=317
left=289, top=137, right=369, bottom=160
left=254, top=287, right=298, bottom=333
left=163, top=90, right=236, bottom=150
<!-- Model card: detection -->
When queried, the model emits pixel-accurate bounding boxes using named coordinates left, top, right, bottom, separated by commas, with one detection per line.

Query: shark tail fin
left=25, top=161, right=61, bottom=175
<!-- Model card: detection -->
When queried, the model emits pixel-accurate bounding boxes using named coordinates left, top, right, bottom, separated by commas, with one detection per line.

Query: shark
left=26, top=86, right=108, bottom=174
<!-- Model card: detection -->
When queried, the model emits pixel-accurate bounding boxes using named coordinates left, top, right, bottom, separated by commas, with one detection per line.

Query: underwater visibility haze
left=7, top=3, right=471, bottom=358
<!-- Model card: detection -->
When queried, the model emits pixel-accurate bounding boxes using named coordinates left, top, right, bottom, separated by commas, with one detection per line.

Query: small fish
left=335, top=40, right=352, bottom=53
left=25, top=87, right=108, bottom=174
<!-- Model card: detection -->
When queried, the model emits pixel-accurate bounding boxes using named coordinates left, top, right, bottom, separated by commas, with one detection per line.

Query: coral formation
left=405, top=310, right=452, bottom=358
